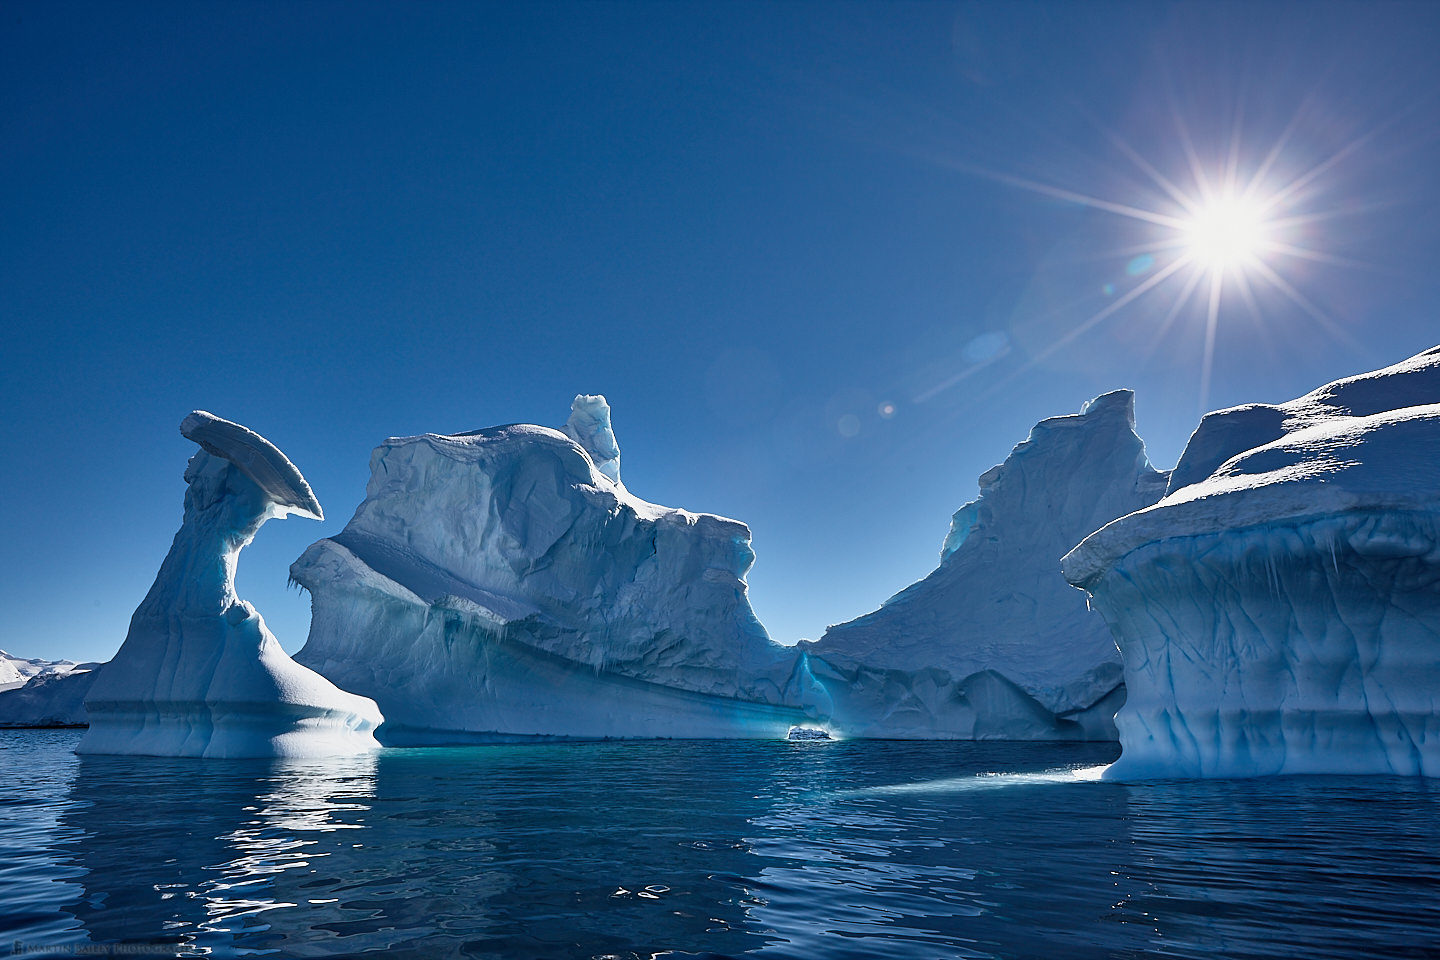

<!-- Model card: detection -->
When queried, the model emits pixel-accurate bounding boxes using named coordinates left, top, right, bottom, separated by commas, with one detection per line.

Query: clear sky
left=3, top=1, right=1438, bottom=665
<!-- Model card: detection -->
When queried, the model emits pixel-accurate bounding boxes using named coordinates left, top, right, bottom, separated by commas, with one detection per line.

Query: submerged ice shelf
left=78, top=412, right=382, bottom=758
left=1065, top=345, right=1440, bottom=778
left=292, top=396, right=826, bottom=743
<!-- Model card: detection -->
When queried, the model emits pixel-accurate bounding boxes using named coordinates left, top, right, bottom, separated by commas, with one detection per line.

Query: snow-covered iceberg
left=0, top=665, right=100, bottom=727
left=1064, top=346, right=1440, bottom=778
left=804, top=390, right=1168, bottom=739
left=77, top=412, right=383, bottom=758
left=291, top=396, right=824, bottom=743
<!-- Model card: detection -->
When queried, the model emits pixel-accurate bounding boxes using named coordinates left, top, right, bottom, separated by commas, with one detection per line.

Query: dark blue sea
left=2, top=729, right=1438, bottom=959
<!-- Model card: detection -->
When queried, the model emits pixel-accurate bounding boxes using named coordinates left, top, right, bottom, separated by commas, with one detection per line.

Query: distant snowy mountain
left=0, top=656, right=23, bottom=691
left=0, top=650, right=104, bottom=725
left=0, top=650, right=96, bottom=687
left=293, top=395, right=826, bottom=743
left=0, top=667, right=100, bottom=727
left=1065, top=344, right=1440, bottom=778
left=804, top=390, right=1168, bottom=739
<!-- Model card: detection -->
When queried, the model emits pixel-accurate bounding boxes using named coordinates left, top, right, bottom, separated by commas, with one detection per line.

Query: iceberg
left=804, top=390, right=1168, bottom=739
left=0, top=667, right=99, bottom=727
left=1064, top=345, right=1440, bottom=778
left=291, top=395, right=824, bottom=743
left=77, top=412, right=383, bottom=758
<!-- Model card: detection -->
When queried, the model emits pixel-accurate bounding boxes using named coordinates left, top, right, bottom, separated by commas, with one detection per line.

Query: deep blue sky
left=4, top=1, right=1438, bottom=664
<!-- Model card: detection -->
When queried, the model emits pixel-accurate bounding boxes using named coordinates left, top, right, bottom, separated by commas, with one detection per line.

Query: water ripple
left=2, top=732, right=1438, bottom=959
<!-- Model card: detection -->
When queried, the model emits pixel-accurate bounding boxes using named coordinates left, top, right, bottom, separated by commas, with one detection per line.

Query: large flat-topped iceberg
left=804, top=390, right=1168, bottom=739
left=1064, top=345, right=1440, bottom=778
left=292, top=396, right=823, bottom=742
left=78, top=412, right=382, bottom=758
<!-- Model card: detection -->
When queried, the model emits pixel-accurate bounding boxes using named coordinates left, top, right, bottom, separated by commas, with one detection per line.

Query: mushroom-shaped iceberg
left=78, top=412, right=383, bottom=758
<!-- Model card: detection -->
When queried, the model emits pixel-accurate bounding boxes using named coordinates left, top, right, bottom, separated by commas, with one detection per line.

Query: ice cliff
left=1064, top=345, right=1440, bottom=778
left=291, top=395, right=824, bottom=743
left=77, top=412, right=383, bottom=758
left=804, top=390, right=1169, bottom=739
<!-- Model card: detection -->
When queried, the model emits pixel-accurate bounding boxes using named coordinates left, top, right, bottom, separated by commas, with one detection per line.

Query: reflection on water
left=2, top=731, right=1439, bottom=959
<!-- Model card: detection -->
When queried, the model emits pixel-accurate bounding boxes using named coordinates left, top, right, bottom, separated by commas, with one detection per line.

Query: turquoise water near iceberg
left=2, top=728, right=1439, bottom=959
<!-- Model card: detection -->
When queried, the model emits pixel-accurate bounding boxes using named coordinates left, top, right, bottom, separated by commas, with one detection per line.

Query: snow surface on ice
left=292, top=395, right=826, bottom=742
left=804, top=390, right=1168, bottom=739
left=77, top=411, right=382, bottom=758
left=0, top=667, right=99, bottom=727
left=1064, top=345, right=1440, bottom=778
left=0, top=650, right=97, bottom=691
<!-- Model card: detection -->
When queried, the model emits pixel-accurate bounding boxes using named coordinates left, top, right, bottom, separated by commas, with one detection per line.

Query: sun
left=952, top=114, right=1363, bottom=415
left=1179, top=193, right=1270, bottom=275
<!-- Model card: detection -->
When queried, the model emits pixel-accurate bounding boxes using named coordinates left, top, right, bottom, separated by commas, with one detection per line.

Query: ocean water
left=2, top=730, right=1439, bottom=959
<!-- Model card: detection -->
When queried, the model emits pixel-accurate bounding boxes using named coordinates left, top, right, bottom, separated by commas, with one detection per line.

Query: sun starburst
left=958, top=109, right=1370, bottom=413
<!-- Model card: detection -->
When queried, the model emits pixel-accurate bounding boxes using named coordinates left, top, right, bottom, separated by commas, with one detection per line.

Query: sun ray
left=1257, top=125, right=1385, bottom=215
left=929, top=95, right=1366, bottom=416
left=964, top=168, right=1190, bottom=228
left=967, top=255, right=1194, bottom=408
left=1168, top=99, right=1215, bottom=205
left=1224, top=97, right=1245, bottom=198
left=1240, top=96, right=1315, bottom=203
left=1198, top=270, right=1225, bottom=414
left=1259, top=241, right=1380, bottom=271
left=1263, top=202, right=1397, bottom=231
left=1229, top=266, right=1266, bottom=329
left=1248, top=259, right=1368, bottom=355
left=1105, top=237, right=1195, bottom=258
left=1091, top=123, right=1201, bottom=214
left=1140, top=263, right=1207, bottom=362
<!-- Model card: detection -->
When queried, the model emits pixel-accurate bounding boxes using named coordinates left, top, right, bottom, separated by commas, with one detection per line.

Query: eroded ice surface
left=77, top=412, right=382, bottom=758
left=291, top=395, right=824, bottom=742
left=1064, top=345, right=1440, bottom=778
left=804, top=391, right=1168, bottom=739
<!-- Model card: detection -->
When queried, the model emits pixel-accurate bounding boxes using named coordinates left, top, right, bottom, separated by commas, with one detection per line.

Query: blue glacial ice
left=76, top=412, right=383, bottom=758
left=803, top=390, right=1169, bottom=739
left=1064, top=345, right=1440, bottom=778
left=290, top=395, right=828, bottom=743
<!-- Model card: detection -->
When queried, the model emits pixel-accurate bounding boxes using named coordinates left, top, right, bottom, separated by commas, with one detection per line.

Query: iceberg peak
left=180, top=410, right=323, bottom=520
left=802, top=389, right=1169, bottom=739
left=562, top=394, right=622, bottom=487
